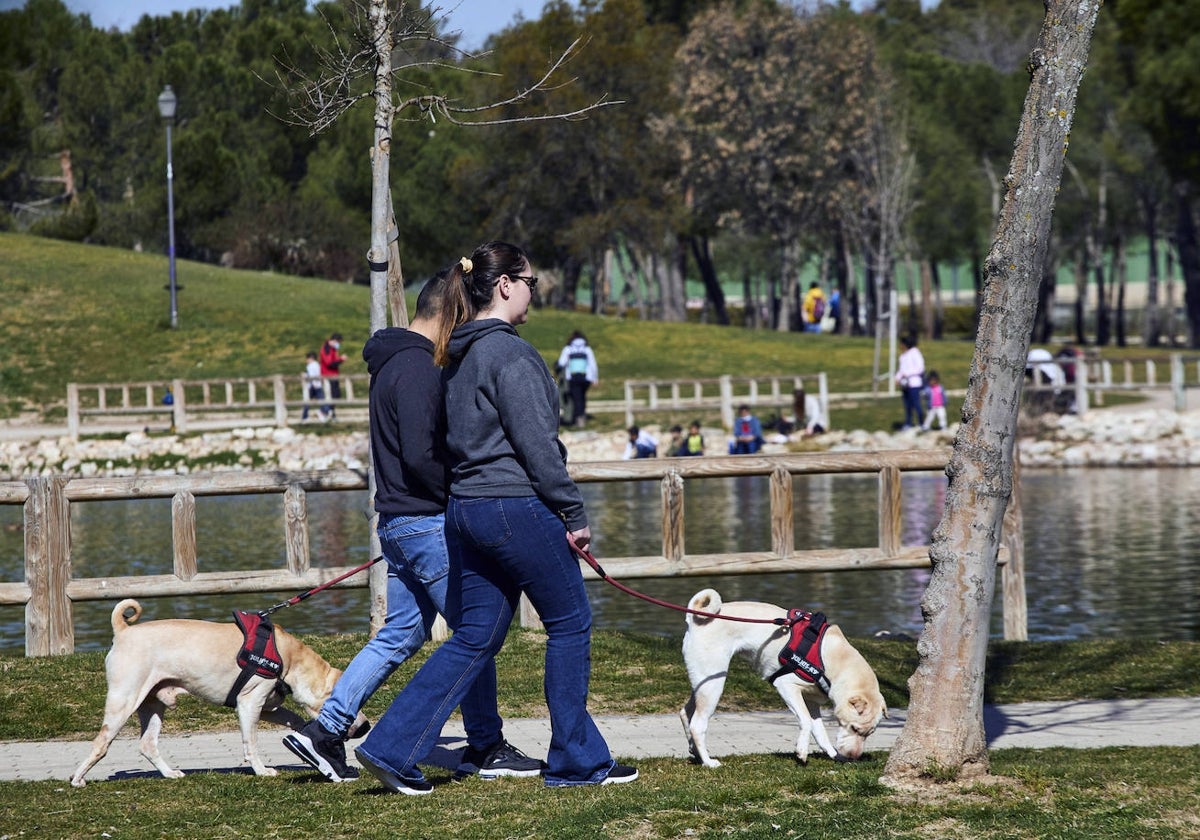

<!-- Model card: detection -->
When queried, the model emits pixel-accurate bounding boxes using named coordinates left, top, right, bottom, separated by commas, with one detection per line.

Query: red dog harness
left=767, top=610, right=832, bottom=695
left=224, top=610, right=289, bottom=708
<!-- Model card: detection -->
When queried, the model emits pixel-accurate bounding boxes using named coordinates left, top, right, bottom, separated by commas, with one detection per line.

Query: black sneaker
left=456, top=739, right=545, bottom=780
left=282, top=720, right=359, bottom=783
left=601, top=764, right=638, bottom=785
left=354, top=747, right=434, bottom=796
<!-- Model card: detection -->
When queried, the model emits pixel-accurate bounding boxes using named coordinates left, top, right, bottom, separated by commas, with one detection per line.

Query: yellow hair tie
left=459, top=257, right=473, bottom=273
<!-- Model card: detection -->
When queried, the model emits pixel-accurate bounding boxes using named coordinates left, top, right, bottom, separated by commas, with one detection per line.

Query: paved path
left=8, top=697, right=1198, bottom=784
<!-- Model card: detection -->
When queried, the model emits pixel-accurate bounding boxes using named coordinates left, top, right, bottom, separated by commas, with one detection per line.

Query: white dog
left=71, top=599, right=365, bottom=787
left=679, top=588, right=887, bottom=767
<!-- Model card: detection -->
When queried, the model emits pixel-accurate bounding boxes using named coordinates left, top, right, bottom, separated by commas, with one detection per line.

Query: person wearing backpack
left=802, top=282, right=827, bottom=333
left=556, top=331, right=598, bottom=427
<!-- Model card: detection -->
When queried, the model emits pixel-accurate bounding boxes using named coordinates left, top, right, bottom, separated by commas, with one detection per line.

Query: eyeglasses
left=509, top=274, right=538, bottom=291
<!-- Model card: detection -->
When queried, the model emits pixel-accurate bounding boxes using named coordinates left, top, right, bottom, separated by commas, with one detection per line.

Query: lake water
left=1, top=468, right=1197, bottom=653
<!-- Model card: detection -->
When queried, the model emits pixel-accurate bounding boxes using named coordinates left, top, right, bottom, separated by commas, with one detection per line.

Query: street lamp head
left=157, top=85, right=177, bottom=122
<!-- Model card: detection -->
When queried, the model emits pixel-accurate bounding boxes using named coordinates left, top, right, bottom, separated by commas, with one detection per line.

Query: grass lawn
left=1, top=631, right=1198, bottom=838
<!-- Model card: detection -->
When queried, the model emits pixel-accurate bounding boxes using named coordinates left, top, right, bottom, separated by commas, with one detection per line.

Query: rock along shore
left=2, top=401, right=1199, bottom=480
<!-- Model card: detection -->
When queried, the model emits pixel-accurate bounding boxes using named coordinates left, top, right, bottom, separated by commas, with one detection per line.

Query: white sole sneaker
left=354, top=748, right=434, bottom=796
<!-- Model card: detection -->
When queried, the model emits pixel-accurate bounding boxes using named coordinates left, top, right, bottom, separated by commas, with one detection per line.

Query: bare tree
left=272, top=0, right=617, bottom=629
left=881, top=0, right=1101, bottom=786
left=273, top=0, right=617, bottom=328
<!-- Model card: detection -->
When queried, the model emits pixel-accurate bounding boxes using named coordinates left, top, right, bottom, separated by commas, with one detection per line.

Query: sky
left=20, top=1, right=548, bottom=51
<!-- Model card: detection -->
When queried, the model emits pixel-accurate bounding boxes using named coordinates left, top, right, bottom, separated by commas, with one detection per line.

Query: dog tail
left=685, top=588, right=722, bottom=626
left=111, top=599, right=142, bottom=634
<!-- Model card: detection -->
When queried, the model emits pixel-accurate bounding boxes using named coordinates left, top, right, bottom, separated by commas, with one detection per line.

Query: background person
left=623, top=425, right=658, bottom=459
left=283, top=275, right=540, bottom=784
left=318, top=332, right=347, bottom=420
left=300, top=351, right=326, bottom=422
left=802, top=282, right=826, bottom=333
left=682, top=420, right=705, bottom=455
left=896, top=335, right=926, bottom=430
left=729, top=404, right=764, bottom=454
left=556, top=331, right=598, bottom=427
left=921, top=371, right=947, bottom=431
left=355, top=241, right=636, bottom=794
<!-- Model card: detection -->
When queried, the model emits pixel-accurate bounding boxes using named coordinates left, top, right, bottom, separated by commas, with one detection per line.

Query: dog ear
left=848, top=694, right=868, bottom=715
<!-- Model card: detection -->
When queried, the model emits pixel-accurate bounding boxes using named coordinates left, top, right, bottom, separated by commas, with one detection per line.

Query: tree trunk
left=1175, top=185, right=1200, bottom=349
left=1113, top=236, right=1127, bottom=347
left=689, top=235, right=729, bottom=325
left=364, top=0, right=395, bottom=636
left=1144, top=196, right=1161, bottom=347
left=882, top=0, right=1100, bottom=786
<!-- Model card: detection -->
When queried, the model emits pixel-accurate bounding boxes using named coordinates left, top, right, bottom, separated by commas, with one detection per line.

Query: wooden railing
left=616, top=373, right=828, bottom=429
left=1024, top=353, right=1200, bottom=416
left=65, top=375, right=371, bottom=438
left=0, top=449, right=1026, bottom=656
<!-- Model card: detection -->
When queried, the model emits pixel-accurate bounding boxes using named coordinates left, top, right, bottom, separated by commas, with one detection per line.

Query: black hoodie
left=444, top=319, right=586, bottom=531
left=362, top=327, right=447, bottom=516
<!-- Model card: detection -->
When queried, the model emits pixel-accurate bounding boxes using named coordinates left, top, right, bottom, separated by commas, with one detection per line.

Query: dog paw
left=701, top=758, right=722, bottom=768
left=832, top=752, right=855, bottom=764
left=255, top=767, right=280, bottom=777
left=163, top=769, right=186, bottom=779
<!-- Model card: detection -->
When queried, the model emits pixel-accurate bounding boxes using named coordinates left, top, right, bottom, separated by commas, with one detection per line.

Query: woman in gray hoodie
left=355, top=241, right=636, bottom=793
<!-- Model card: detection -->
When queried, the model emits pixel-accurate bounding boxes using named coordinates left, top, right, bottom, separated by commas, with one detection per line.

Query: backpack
left=812, top=297, right=825, bottom=322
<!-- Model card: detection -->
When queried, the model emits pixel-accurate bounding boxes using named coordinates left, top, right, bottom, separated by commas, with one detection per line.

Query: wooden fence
left=66, top=373, right=825, bottom=438
left=615, top=373, right=828, bottom=429
left=1024, top=354, right=1200, bottom=415
left=65, top=375, right=371, bottom=438
left=0, top=449, right=1026, bottom=656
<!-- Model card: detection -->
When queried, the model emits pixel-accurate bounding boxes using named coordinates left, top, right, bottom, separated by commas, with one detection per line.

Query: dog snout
left=835, top=729, right=867, bottom=760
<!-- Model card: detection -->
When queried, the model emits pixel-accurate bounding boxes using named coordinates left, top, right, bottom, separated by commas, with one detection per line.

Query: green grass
left=2, top=749, right=1197, bottom=839
left=1, top=631, right=1198, bottom=839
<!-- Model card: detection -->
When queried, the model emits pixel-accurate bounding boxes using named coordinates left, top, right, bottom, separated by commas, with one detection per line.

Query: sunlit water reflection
left=1, top=468, right=1196, bottom=652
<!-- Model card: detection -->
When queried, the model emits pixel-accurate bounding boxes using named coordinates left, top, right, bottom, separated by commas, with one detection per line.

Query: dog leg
left=235, top=688, right=278, bottom=777
left=775, top=684, right=838, bottom=763
left=802, top=696, right=839, bottom=760
left=70, top=689, right=147, bottom=787
left=137, top=697, right=185, bottom=779
left=681, top=672, right=728, bottom=768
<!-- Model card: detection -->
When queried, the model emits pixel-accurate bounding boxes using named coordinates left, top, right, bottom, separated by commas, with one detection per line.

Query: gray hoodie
left=444, top=319, right=586, bottom=531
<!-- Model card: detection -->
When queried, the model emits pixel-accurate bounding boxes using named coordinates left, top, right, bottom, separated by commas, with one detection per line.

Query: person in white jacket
left=895, top=335, right=926, bottom=429
left=556, top=331, right=599, bottom=427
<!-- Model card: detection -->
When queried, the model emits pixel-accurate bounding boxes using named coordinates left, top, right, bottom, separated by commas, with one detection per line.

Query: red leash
left=258, top=556, right=382, bottom=616
left=567, top=539, right=793, bottom=626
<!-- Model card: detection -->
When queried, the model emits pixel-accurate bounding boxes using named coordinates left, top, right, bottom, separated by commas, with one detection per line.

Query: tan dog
left=679, top=588, right=887, bottom=768
left=71, top=598, right=363, bottom=787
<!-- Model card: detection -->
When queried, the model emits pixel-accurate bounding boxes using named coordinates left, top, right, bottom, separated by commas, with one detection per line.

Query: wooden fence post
left=770, top=466, right=793, bottom=559
left=23, top=476, right=73, bottom=656
left=1002, top=452, right=1028, bottom=641
left=878, top=465, right=901, bottom=557
left=273, top=375, right=288, bottom=428
left=623, top=381, right=635, bottom=428
left=719, top=375, right=734, bottom=429
left=817, top=372, right=830, bottom=431
left=283, top=483, right=310, bottom=576
left=661, top=469, right=685, bottom=563
left=1172, top=353, right=1186, bottom=412
left=171, top=490, right=198, bottom=581
left=172, top=378, right=186, bottom=433
left=66, top=383, right=80, bottom=441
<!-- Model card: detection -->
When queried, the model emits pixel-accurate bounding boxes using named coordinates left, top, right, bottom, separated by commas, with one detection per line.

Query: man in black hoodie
left=283, top=276, right=540, bottom=785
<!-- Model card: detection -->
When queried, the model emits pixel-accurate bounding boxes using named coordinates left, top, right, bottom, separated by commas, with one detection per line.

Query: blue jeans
left=902, top=386, right=925, bottom=428
left=317, top=512, right=501, bottom=750
left=357, top=495, right=614, bottom=786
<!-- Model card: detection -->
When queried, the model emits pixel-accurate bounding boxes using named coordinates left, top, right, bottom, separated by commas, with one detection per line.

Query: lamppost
left=157, top=85, right=179, bottom=329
